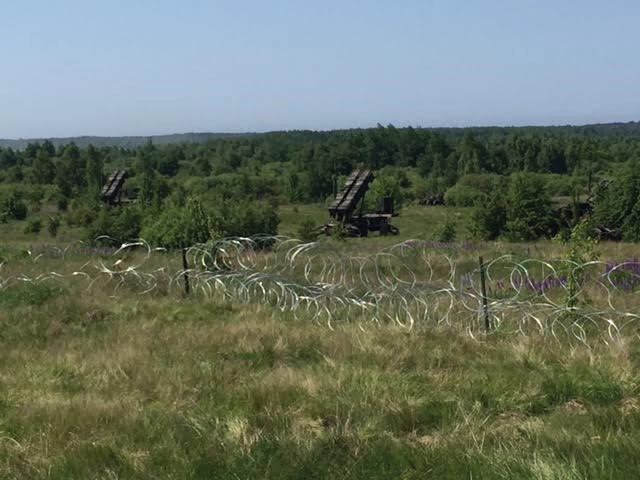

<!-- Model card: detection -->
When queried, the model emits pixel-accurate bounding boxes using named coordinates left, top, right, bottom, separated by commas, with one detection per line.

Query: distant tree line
left=1, top=123, right=640, bottom=243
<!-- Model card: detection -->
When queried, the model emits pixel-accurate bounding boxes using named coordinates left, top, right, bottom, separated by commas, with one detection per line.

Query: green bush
left=458, top=173, right=504, bottom=192
left=85, top=206, right=144, bottom=244
left=543, top=173, right=580, bottom=197
left=0, top=283, right=63, bottom=310
left=592, top=159, right=640, bottom=241
left=297, top=218, right=319, bottom=242
left=47, top=216, right=61, bottom=237
left=366, top=167, right=409, bottom=210
left=212, top=199, right=280, bottom=238
left=23, top=218, right=42, bottom=234
left=23, top=185, right=46, bottom=204
left=1, top=191, right=28, bottom=220
left=470, top=191, right=507, bottom=240
left=444, top=183, right=486, bottom=207
left=331, top=222, right=347, bottom=241
left=56, top=195, right=69, bottom=212
left=0, top=246, right=30, bottom=263
left=444, top=174, right=506, bottom=207
left=142, top=198, right=214, bottom=248
left=141, top=195, right=280, bottom=249
left=505, top=173, right=553, bottom=241
left=67, top=198, right=98, bottom=227
left=435, top=218, right=457, bottom=242
left=111, top=207, right=144, bottom=241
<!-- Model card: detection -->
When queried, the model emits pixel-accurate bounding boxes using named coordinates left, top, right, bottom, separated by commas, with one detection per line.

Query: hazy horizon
left=4, top=118, right=640, bottom=142
left=2, top=0, right=639, bottom=138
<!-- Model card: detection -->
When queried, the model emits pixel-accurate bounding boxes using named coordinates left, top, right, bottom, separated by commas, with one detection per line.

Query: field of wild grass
left=1, top=258, right=640, bottom=478
left=2, top=205, right=640, bottom=478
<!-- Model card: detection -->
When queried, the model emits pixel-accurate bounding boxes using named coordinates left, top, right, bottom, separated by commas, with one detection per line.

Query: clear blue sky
left=1, top=0, right=638, bottom=138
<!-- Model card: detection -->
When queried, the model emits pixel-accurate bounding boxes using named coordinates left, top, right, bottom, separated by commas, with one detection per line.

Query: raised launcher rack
left=101, top=169, right=128, bottom=205
left=322, top=169, right=398, bottom=237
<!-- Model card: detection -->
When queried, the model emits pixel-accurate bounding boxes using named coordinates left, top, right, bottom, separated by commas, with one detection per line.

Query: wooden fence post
left=479, top=256, right=491, bottom=332
left=182, top=247, right=190, bottom=297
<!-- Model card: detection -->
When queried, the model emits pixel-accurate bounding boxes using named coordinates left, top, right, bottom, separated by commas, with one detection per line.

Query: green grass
left=1, top=280, right=640, bottom=478
left=0, top=283, right=63, bottom=310
left=2, top=204, right=640, bottom=477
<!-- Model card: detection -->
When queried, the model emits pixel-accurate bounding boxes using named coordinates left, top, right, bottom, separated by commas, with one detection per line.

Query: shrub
left=84, top=208, right=112, bottom=243
left=561, top=218, right=599, bottom=309
left=331, top=222, right=347, bottom=241
left=56, top=195, right=69, bottom=212
left=543, top=173, right=580, bottom=197
left=211, top=199, right=280, bottom=238
left=111, top=207, right=144, bottom=242
left=366, top=167, right=409, bottom=210
left=67, top=198, right=97, bottom=227
left=470, top=191, right=507, bottom=240
left=0, top=283, right=63, bottom=310
left=505, top=173, right=553, bottom=241
left=48, top=216, right=61, bottom=237
left=591, top=159, right=640, bottom=241
left=23, top=186, right=45, bottom=204
left=84, top=206, right=143, bottom=244
left=23, top=218, right=43, bottom=234
left=444, top=183, right=486, bottom=207
left=435, top=218, right=457, bottom=242
left=1, top=191, right=28, bottom=220
left=297, top=218, right=319, bottom=243
left=459, top=173, right=504, bottom=192
left=142, top=198, right=215, bottom=248
left=444, top=174, right=506, bottom=207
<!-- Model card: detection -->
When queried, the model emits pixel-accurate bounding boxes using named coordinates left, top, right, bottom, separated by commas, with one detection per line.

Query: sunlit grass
left=1, top=282, right=640, bottom=478
left=1, top=207, right=640, bottom=477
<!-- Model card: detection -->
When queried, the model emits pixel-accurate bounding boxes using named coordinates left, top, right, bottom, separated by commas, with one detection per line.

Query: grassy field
left=2, top=205, right=640, bottom=478
left=1, top=283, right=640, bottom=479
left=2, top=202, right=469, bottom=246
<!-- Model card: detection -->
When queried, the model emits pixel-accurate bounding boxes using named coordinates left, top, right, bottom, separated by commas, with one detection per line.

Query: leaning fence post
left=479, top=256, right=491, bottom=332
left=182, top=247, right=190, bottom=297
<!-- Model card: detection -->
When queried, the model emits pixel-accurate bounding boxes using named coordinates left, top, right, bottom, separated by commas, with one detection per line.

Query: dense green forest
left=2, top=122, right=640, bottom=245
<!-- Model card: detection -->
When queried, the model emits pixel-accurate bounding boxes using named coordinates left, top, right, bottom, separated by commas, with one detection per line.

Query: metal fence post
left=182, top=247, right=190, bottom=297
left=479, top=256, right=491, bottom=332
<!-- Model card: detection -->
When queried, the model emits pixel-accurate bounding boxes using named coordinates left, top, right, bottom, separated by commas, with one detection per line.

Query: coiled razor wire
left=1, top=236, right=640, bottom=345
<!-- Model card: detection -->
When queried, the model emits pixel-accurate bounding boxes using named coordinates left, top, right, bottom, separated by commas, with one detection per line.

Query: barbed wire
left=2, top=236, right=639, bottom=345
